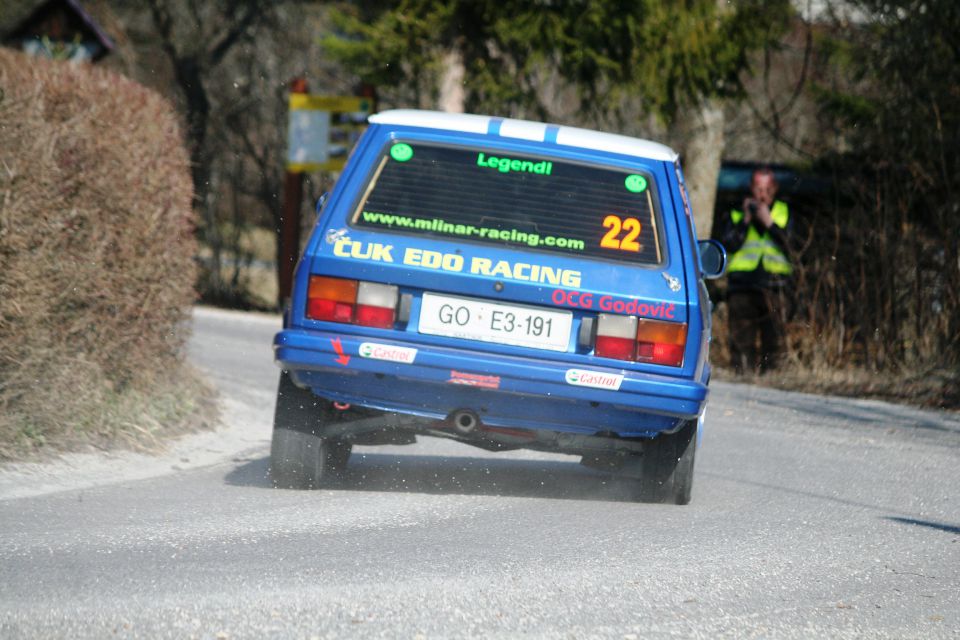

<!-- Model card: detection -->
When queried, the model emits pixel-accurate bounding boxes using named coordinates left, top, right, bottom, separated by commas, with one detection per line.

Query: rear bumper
left=274, top=328, right=708, bottom=438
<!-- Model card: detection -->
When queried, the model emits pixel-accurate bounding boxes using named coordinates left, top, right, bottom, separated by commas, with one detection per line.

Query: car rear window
left=350, top=141, right=663, bottom=264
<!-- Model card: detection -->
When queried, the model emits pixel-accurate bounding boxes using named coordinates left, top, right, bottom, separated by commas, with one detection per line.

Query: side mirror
left=698, top=239, right=727, bottom=279
left=314, top=192, right=329, bottom=217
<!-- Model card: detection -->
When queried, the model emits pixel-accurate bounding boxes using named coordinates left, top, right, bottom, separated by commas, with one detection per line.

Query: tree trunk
left=171, top=56, right=211, bottom=209
left=438, top=50, right=465, bottom=113
left=673, top=99, right=725, bottom=239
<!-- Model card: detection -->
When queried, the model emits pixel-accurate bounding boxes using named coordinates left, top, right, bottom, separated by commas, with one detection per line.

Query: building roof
left=369, top=110, right=679, bottom=163
left=0, top=0, right=114, bottom=53
left=0, top=0, right=45, bottom=34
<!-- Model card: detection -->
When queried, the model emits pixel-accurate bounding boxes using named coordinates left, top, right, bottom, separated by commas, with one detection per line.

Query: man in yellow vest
left=720, top=167, right=794, bottom=374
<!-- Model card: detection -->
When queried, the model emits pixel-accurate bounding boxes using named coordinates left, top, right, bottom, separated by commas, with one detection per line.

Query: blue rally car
left=272, top=110, right=726, bottom=504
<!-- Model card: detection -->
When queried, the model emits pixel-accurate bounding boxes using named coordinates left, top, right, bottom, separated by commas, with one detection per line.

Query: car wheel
left=639, top=419, right=697, bottom=505
left=325, top=438, right=353, bottom=473
left=270, top=370, right=341, bottom=489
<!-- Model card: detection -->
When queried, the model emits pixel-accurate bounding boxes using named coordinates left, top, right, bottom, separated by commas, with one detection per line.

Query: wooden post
left=278, top=78, right=308, bottom=310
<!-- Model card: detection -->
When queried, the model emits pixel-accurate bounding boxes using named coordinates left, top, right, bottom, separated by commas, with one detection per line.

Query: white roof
left=368, top=109, right=678, bottom=163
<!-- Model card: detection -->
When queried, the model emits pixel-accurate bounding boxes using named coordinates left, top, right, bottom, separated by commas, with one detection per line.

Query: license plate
left=419, top=293, right=572, bottom=352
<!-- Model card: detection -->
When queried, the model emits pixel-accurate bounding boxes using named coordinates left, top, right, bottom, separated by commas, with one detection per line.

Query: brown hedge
left=0, top=49, right=203, bottom=457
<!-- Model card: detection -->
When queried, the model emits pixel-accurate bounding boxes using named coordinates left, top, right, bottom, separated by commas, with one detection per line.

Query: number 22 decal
left=601, top=215, right=642, bottom=252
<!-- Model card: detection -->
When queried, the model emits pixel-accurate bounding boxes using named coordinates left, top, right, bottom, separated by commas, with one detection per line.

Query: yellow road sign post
left=286, top=95, right=373, bottom=173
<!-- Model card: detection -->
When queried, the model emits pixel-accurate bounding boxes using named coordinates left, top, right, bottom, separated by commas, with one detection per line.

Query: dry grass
left=0, top=366, right=220, bottom=461
left=0, top=50, right=215, bottom=460
left=711, top=302, right=959, bottom=410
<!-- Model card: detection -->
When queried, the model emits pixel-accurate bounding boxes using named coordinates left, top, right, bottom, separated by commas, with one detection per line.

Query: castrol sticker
left=358, top=342, right=417, bottom=364
left=565, top=369, right=623, bottom=391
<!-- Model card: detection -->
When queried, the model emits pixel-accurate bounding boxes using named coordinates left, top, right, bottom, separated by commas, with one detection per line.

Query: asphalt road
left=1, top=307, right=958, bottom=639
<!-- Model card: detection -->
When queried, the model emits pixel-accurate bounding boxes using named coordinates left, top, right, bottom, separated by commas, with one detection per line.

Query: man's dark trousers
left=727, top=288, right=788, bottom=375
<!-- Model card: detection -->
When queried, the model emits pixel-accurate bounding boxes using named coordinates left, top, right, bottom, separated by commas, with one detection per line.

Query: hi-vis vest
left=728, top=200, right=792, bottom=275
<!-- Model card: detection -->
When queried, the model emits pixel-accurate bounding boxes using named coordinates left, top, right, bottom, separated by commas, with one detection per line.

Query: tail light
left=636, top=319, right=686, bottom=367
left=355, top=281, right=399, bottom=328
left=595, top=314, right=686, bottom=367
left=594, top=314, right=637, bottom=360
left=306, top=276, right=398, bottom=328
left=307, top=276, right=357, bottom=323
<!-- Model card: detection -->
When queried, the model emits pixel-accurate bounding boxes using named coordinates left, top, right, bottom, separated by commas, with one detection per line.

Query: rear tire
left=270, top=426, right=328, bottom=489
left=325, top=439, right=353, bottom=472
left=639, top=419, right=697, bottom=505
left=270, top=370, right=351, bottom=489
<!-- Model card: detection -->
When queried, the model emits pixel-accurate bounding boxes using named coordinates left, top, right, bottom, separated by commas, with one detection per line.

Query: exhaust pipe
left=450, top=409, right=480, bottom=435
left=333, top=402, right=351, bottom=411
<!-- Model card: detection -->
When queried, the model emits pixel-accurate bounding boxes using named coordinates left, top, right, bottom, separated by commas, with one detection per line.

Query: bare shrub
left=0, top=49, right=210, bottom=459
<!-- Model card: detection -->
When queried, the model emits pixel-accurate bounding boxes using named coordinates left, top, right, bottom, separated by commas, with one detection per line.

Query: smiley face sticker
left=624, top=174, right=648, bottom=193
left=390, top=143, right=414, bottom=162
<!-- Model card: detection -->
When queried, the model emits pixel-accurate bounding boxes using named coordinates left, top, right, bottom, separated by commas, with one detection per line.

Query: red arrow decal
left=331, top=337, right=350, bottom=366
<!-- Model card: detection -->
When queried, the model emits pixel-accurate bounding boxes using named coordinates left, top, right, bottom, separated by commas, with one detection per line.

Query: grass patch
left=0, top=366, right=218, bottom=462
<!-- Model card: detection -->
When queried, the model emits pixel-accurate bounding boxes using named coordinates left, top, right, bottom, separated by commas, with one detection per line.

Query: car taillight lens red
left=594, top=335, right=636, bottom=360
left=355, top=305, right=394, bottom=328
left=651, top=343, right=685, bottom=366
left=595, top=314, right=686, bottom=367
left=306, top=276, right=398, bottom=328
left=309, top=298, right=355, bottom=323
